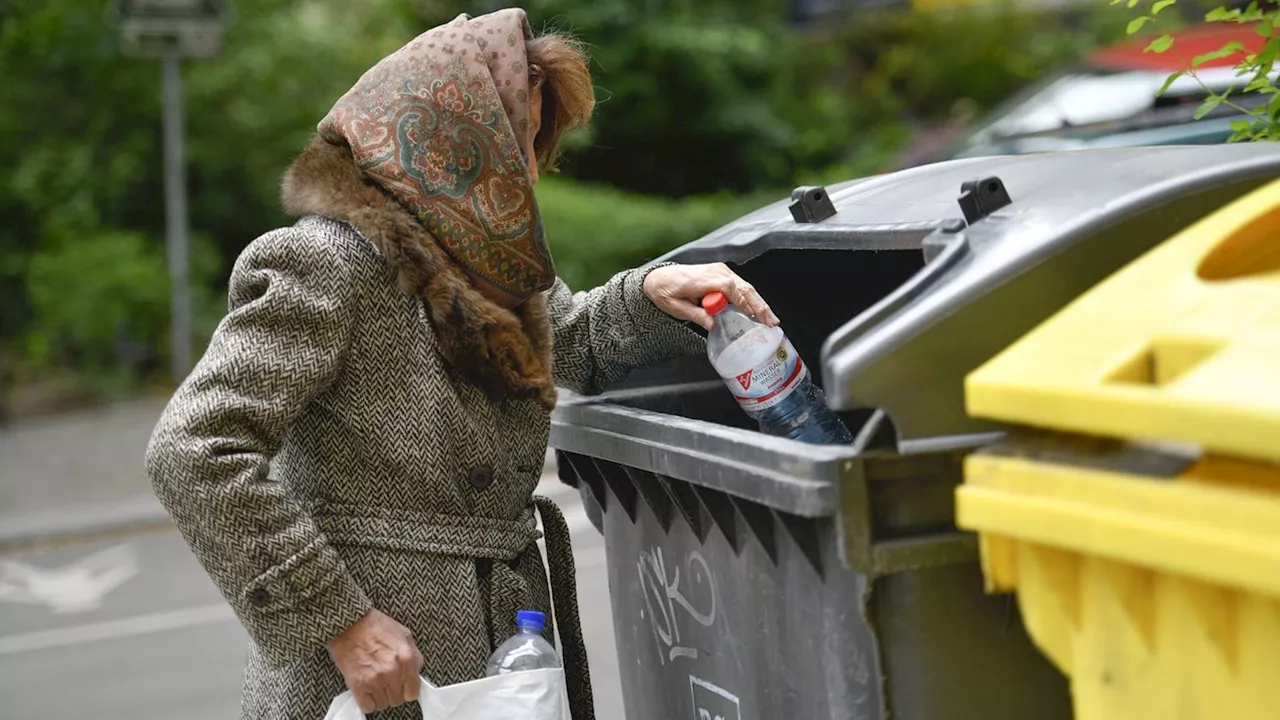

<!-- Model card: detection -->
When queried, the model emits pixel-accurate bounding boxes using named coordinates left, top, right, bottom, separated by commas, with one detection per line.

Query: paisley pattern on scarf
left=317, top=10, right=554, bottom=302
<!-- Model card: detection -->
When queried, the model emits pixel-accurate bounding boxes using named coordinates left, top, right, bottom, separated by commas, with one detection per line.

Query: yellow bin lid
left=966, top=175, right=1280, bottom=464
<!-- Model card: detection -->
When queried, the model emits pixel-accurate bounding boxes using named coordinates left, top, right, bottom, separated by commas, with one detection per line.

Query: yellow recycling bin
left=956, top=175, right=1280, bottom=720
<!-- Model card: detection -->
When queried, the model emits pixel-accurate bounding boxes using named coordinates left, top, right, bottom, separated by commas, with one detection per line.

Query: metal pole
left=161, top=50, right=192, bottom=382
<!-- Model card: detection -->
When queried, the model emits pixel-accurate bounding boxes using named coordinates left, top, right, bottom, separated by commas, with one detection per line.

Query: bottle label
left=723, top=337, right=807, bottom=411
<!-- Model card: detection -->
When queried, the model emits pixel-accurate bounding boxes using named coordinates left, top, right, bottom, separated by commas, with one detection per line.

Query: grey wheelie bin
left=550, top=145, right=1280, bottom=720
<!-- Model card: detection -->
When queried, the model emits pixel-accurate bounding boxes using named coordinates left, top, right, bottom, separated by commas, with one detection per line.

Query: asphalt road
left=0, top=480, right=623, bottom=720
left=0, top=397, right=168, bottom=522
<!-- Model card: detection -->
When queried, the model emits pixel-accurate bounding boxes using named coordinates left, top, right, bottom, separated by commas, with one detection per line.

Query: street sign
left=105, top=0, right=232, bottom=382
left=0, top=543, right=139, bottom=614
left=107, top=0, right=231, bottom=59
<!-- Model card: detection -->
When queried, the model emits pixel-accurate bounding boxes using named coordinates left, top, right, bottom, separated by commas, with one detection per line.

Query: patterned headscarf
left=317, top=9, right=554, bottom=303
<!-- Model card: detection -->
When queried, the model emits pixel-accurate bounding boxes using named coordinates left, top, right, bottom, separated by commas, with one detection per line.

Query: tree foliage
left=1123, top=0, right=1280, bottom=140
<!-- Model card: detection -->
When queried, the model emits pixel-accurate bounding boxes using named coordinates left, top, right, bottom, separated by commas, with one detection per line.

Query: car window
left=958, top=66, right=1270, bottom=150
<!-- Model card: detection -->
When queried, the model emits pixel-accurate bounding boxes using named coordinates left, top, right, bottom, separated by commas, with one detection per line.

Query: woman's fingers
left=355, top=692, right=379, bottom=715
left=702, top=265, right=778, bottom=327
left=370, top=681, right=394, bottom=713
left=400, top=644, right=424, bottom=702
left=329, top=609, right=424, bottom=713
left=727, top=281, right=778, bottom=327
left=655, top=295, right=714, bottom=330
left=678, top=303, right=716, bottom=331
left=642, top=263, right=780, bottom=329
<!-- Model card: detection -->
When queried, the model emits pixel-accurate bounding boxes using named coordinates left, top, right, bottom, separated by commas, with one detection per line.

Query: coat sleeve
left=145, top=226, right=375, bottom=668
left=545, top=263, right=706, bottom=396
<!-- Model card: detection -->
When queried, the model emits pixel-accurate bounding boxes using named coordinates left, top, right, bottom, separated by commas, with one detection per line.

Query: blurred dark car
left=911, top=24, right=1269, bottom=166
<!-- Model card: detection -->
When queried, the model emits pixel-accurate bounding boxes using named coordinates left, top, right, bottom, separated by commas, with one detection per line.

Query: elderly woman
left=145, top=7, right=777, bottom=720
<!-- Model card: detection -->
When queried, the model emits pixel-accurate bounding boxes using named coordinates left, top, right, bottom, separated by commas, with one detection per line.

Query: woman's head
left=523, top=31, right=595, bottom=184
left=315, top=9, right=590, bottom=305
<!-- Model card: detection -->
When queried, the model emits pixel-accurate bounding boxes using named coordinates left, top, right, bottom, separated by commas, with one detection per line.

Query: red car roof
left=1090, top=23, right=1266, bottom=72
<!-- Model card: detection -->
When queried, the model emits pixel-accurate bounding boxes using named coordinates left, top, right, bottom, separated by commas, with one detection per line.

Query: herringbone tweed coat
left=144, top=137, right=704, bottom=719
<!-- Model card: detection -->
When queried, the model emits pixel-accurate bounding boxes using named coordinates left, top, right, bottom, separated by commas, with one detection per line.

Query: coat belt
left=313, top=503, right=541, bottom=558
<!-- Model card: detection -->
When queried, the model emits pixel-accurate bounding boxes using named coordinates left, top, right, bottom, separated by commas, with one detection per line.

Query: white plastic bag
left=322, top=668, right=571, bottom=720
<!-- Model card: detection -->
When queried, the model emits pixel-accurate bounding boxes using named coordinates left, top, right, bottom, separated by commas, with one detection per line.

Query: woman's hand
left=643, top=263, right=780, bottom=331
left=327, top=609, right=424, bottom=714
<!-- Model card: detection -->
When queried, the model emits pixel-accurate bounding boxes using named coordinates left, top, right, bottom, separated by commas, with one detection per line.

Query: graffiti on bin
left=848, top=641, right=873, bottom=720
left=637, top=546, right=718, bottom=663
left=690, top=675, right=742, bottom=720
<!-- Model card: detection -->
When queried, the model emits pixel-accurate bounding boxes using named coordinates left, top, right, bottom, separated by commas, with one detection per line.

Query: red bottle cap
left=701, top=292, right=729, bottom=316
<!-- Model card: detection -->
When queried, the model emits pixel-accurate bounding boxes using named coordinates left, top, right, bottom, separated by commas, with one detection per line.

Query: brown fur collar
left=281, top=136, right=557, bottom=410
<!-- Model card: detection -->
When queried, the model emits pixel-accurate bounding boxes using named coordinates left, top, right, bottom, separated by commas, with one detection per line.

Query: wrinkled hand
left=643, top=263, right=780, bottom=331
left=327, top=609, right=424, bottom=714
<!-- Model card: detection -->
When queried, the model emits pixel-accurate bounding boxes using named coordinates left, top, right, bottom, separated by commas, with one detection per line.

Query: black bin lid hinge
left=957, top=176, right=1013, bottom=226
left=789, top=185, right=838, bottom=224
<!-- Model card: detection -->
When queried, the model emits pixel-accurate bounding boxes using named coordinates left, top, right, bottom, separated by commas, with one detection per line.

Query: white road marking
left=0, top=542, right=139, bottom=613
left=0, top=602, right=235, bottom=657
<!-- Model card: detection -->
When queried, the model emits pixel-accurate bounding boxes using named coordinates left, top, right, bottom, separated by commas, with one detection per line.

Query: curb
left=0, top=494, right=173, bottom=556
left=0, top=451, right=568, bottom=555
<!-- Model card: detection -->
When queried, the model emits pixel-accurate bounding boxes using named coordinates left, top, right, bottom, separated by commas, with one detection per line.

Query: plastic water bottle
left=485, top=610, right=562, bottom=676
left=702, top=291, right=854, bottom=445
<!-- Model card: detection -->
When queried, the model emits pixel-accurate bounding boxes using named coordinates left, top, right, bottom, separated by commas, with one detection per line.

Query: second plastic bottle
left=484, top=610, right=562, bottom=677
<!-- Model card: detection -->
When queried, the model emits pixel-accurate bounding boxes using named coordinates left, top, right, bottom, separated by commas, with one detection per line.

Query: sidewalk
left=0, top=396, right=169, bottom=549
left=0, top=395, right=564, bottom=552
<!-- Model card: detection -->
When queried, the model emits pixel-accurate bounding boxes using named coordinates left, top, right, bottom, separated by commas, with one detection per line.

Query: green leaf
left=1205, top=6, right=1231, bottom=20
left=1245, top=74, right=1274, bottom=92
left=1145, top=34, right=1175, bottom=53
left=1258, top=20, right=1275, bottom=36
left=1230, top=119, right=1257, bottom=133
left=1256, top=39, right=1280, bottom=65
left=1128, top=16, right=1152, bottom=34
left=1194, top=95, right=1225, bottom=120
left=1192, top=41, right=1247, bottom=67
left=1156, top=70, right=1186, bottom=96
left=1152, top=0, right=1177, bottom=15
left=1268, top=91, right=1280, bottom=119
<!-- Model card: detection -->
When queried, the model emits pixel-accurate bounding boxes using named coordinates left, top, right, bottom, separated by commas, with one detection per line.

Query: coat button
left=249, top=588, right=270, bottom=607
left=469, top=465, right=494, bottom=490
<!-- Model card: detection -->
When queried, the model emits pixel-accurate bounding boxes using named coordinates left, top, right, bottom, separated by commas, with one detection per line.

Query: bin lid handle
left=958, top=176, right=1013, bottom=225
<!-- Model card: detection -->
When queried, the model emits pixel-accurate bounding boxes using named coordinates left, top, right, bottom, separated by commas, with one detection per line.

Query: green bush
left=24, top=231, right=168, bottom=391
left=834, top=5, right=1125, bottom=119
left=795, top=4, right=1127, bottom=176
left=539, top=178, right=775, bottom=291
left=489, top=0, right=1121, bottom=195
left=22, top=229, right=224, bottom=394
left=505, top=0, right=804, bottom=197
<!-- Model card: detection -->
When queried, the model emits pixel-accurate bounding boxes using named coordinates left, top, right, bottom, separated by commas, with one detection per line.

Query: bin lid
left=655, top=162, right=972, bottom=266
left=661, top=145, right=1280, bottom=451
left=966, top=175, right=1280, bottom=464
left=823, top=144, right=1280, bottom=451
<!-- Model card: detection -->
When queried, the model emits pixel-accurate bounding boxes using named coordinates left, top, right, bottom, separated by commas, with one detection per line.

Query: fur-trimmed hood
left=281, top=135, right=557, bottom=410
